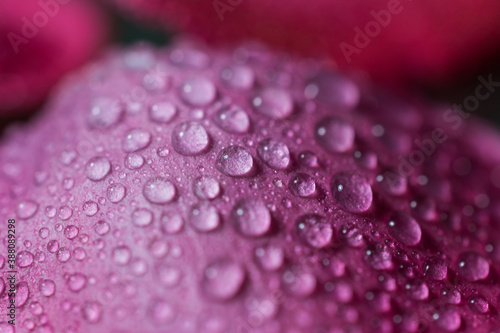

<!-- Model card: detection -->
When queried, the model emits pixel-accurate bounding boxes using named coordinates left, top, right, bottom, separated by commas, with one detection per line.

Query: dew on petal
left=315, top=117, right=355, bottom=153
left=231, top=198, right=271, bottom=237
left=255, top=244, right=284, bottom=271
left=113, top=246, right=132, bottom=265
left=122, top=128, right=152, bottom=152
left=213, top=105, right=250, bottom=134
left=17, top=200, right=38, bottom=219
left=216, top=146, right=253, bottom=177
left=88, top=97, right=123, bottom=129
left=160, top=211, right=184, bottom=234
left=189, top=203, right=220, bottom=232
left=179, top=76, right=216, bottom=106
left=124, top=153, right=145, bottom=170
left=193, top=177, right=220, bottom=200
left=289, top=173, right=316, bottom=197
left=256, top=139, right=290, bottom=170
left=456, top=252, right=490, bottom=281
left=143, top=177, right=176, bottom=204
left=107, top=183, right=126, bottom=203
left=332, top=172, right=372, bottom=213
left=132, top=208, right=154, bottom=227
left=252, top=87, right=293, bottom=119
left=149, top=101, right=177, bottom=123
left=295, top=214, right=333, bottom=248
left=85, top=156, right=111, bottom=181
left=387, top=211, right=422, bottom=246
left=172, top=122, right=210, bottom=156
left=202, top=258, right=245, bottom=301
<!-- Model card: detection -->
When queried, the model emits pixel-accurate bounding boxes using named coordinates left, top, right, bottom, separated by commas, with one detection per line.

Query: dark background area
left=1, top=6, right=499, bottom=133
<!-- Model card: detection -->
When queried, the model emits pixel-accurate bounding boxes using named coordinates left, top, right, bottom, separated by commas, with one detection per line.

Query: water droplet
left=0, top=322, right=15, bottom=333
left=387, top=212, right=422, bottom=246
left=231, top=199, right=271, bottom=237
left=132, top=208, right=154, bottom=227
left=202, top=258, right=245, bottom=301
left=150, top=300, right=176, bottom=324
left=122, top=128, right=151, bottom=152
left=220, top=65, right=254, bottom=90
left=405, top=280, right=429, bottom=300
left=16, top=282, right=29, bottom=307
left=468, top=296, right=489, bottom=313
left=85, top=156, right=111, bottom=181
left=456, top=252, right=490, bottom=281
left=171, top=122, right=210, bottom=156
left=156, top=264, right=182, bottom=287
left=252, top=87, right=293, bottom=119
left=17, top=251, right=34, bottom=268
left=39, top=227, right=49, bottom=239
left=179, top=76, right=216, bottom=106
left=254, top=244, right=284, bottom=271
left=339, top=224, right=365, bottom=247
left=189, top=203, right=220, bottom=232
left=47, top=240, right=59, bottom=253
left=295, top=214, right=333, bottom=248
left=193, top=177, right=220, bottom=200
left=94, top=220, right=110, bottom=236
left=364, top=243, right=393, bottom=270
left=377, top=170, right=407, bottom=195
left=83, top=201, right=98, bottom=216
left=45, top=206, right=56, bottom=218
left=289, top=173, right=316, bottom=197
left=423, top=258, right=447, bottom=280
left=256, top=139, right=290, bottom=170
left=58, top=206, right=73, bottom=220
left=30, top=301, right=44, bottom=315
left=74, top=247, right=87, bottom=261
left=315, top=117, right=355, bottom=153
left=64, top=225, right=79, bottom=240
left=160, top=211, right=184, bottom=234
left=282, top=270, right=316, bottom=297
left=124, top=153, right=144, bottom=170
left=332, top=172, right=372, bottom=213
left=88, top=97, right=123, bottom=129
left=145, top=101, right=176, bottom=126
left=433, top=309, right=461, bottom=332
left=67, top=273, right=87, bottom=292
left=106, top=183, right=126, bottom=203
left=82, top=301, right=102, bottom=323
left=306, top=72, right=359, bottom=109
left=143, top=177, right=176, bottom=204
left=113, top=246, right=131, bottom=265
left=17, top=200, right=38, bottom=219
left=213, top=105, right=250, bottom=134
left=56, top=248, right=71, bottom=263
left=441, top=288, right=461, bottom=304
left=216, top=146, right=253, bottom=177
left=298, top=151, right=319, bottom=168
left=130, top=258, right=148, bottom=276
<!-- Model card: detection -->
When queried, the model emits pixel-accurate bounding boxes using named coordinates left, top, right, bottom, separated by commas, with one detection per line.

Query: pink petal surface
left=0, top=0, right=109, bottom=116
left=0, top=40, right=500, bottom=332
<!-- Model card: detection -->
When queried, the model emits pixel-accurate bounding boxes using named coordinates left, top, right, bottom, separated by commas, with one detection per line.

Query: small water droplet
left=64, top=225, right=79, bottom=240
left=160, top=211, right=184, bottom=234
left=289, top=173, right=316, bottom=198
left=315, top=117, right=355, bottom=153
left=282, top=269, right=316, bottom=297
left=132, top=208, right=154, bottom=227
left=82, top=301, right=103, bottom=323
left=256, top=139, right=290, bottom=170
left=216, top=146, right=253, bottom=177
left=387, top=212, right=422, bottom=246
left=433, top=308, right=461, bottom=332
left=306, top=72, right=359, bottom=109
left=468, top=296, right=489, bottom=313
left=202, top=258, right=245, bottom=301
left=172, top=122, right=210, bottom=156
left=17, top=251, right=34, bottom=268
left=441, top=288, right=461, bottom=304
left=231, top=199, right=271, bottom=237
left=149, top=101, right=177, bottom=123
left=252, top=87, right=293, bottom=119
left=17, top=200, right=38, bottom=219
left=298, top=151, right=319, bottom=168
left=106, top=183, right=126, bottom=203
left=179, top=76, right=216, bottom=106
left=364, top=243, right=393, bottom=270
left=94, top=220, right=110, bottom=236
left=255, top=244, right=284, bottom=271
left=189, top=203, right=220, bottom=232
left=213, top=105, right=250, bottom=134
left=47, top=240, right=59, bottom=253
left=124, top=153, right=144, bottom=170
left=193, top=177, right=220, bottom=200
left=15, top=282, right=30, bottom=307
left=82, top=201, right=98, bottom=216
left=220, top=65, right=254, bottom=90
left=39, top=227, right=49, bottom=239
left=88, top=97, right=123, bottom=129
left=143, top=177, right=176, bottom=204
left=456, top=252, right=490, bottom=281
left=332, top=172, right=372, bottom=213
left=113, top=246, right=131, bottom=265
left=150, top=300, right=176, bottom=324
left=56, top=248, right=71, bottom=263
left=58, top=206, right=73, bottom=220
left=67, top=273, right=87, bottom=292
left=85, top=157, right=111, bottom=181
left=122, top=128, right=152, bottom=152
left=423, top=258, right=447, bottom=280
left=295, top=214, right=333, bottom=248
left=156, top=264, right=182, bottom=287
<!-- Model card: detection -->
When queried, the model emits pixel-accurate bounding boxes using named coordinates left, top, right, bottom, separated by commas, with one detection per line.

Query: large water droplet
left=64, top=225, right=79, bottom=240
left=220, top=65, right=254, bottom=90
left=67, top=273, right=87, bottom=292
left=289, top=173, right=316, bottom=197
left=82, top=301, right=102, bottom=323
left=423, top=258, right=447, bottom=281
left=231, top=199, right=271, bottom=237
left=376, top=170, right=407, bottom=196
left=82, top=201, right=98, bottom=216
left=179, top=76, right=216, bottom=106
left=256, top=139, right=290, bottom=170
left=85, top=156, right=111, bottom=181
left=213, top=105, right=250, bottom=134
left=143, top=177, right=176, bottom=204
left=216, top=146, right=253, bottom=177
left=113, top=246, right=131, bottom=265
left=255, top=244, right=284, bottom=271
left=88, top=97, right=123, bottom=129
left=306, top=72, right=359, bottom=109
left=433, top=309, right=461, bottom=332
left=193, top=177, right=220, bottom=200
left=172, top=122, right=210, bottom=156
left=15, top=282, right=29, bottom=307
left=132, top=208, right=154, bottom=227
left=56, top=248, right=71, bottom=263
left=332, top=172, right=372, bottom=213
left=122, top=128, right=152, bottom=152
left=124, top=153, right=144, bottom=170
left=364, top=243, right=393, bottom=270
left=17, top=200, right=38, bottom=219
left=252, top=88, right=293, bottom=119
left=468, top=296, right=489, bottom=313
left=456, top=252, right=490, bottom=281
left=315, top=117, right=355, bottom=153
left=39, top=279, right=56, bottom=297
left=387, top=212, right=422, bottom=246
left=189, top=203, right=220, bottom=232
left=107, top=183, right=126, bottom=203
left=17, top=251, right=34, bottom=268
left=202, top=258, right=245, bottom=301
left=149, top=101, right=177, bottom=123
left=294, top=214, right=333, bottom=248
left=47, top=240, right=59, bottom=253
left=441, top=288, right=461, bottom=304
left=58, top=206, right=73, bottom=220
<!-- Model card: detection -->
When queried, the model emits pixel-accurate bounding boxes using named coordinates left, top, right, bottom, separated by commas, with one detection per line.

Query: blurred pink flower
left=0, top=0, right=109, bottom=116
left=1, top=40, right=500, bottom=332
left=111, top=0, right=500, bottom=87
